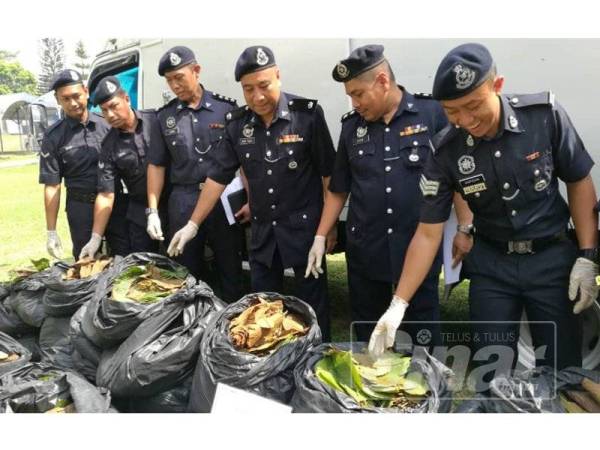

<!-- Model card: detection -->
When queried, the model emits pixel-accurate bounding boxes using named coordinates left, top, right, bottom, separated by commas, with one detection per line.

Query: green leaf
left=30, top=258, right=50, bottom=271
left=403, top=371, right=429, bottom=396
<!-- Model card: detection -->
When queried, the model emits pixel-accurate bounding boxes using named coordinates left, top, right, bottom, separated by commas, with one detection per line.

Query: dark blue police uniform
left=147, top=87, right=244, bottom=302
left=330, top=87, right=448, bottom=344
left=207, top=92, right=336, bottom=340
left=97, top=109, right=160, bottom=254
left=39, top=111, right=111, bottom=259
left=423, top=44, right=594, bottom=388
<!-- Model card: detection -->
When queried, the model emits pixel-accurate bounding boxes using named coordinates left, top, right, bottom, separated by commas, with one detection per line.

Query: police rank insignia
left=458, top=155, right=476, bottom=175
left=336, top=63, right=349, bottom=79
left=453, top=63, right=476, bottom=90
left=169, top=52, right=181, bottom=66
left=466, top=135, right=475, bottom=147
left=278, top=134, right=304, bottom=144
left=356, top=126, right=368, bottom=138
left=419, top=174, right=439, bottom=196
left=256, top=48, right=269, bottom=66
left=166, top=116, right=176, bottom=128
left=399, top=124, right=428, bottom=137
left=459, top=174, right=487, bottom=195
left=408, top=149, right=420, bottom=162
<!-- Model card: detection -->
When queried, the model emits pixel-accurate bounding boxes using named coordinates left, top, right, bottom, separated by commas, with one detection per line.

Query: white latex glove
left=368, top=295, right=409, bottom=359
left=146, top=212, right=164, bottom=241
left=46, top=230, right=63, bottom=259
left=79, top=233, right=103, bottom=260
left=304, top=235, right=326, bottom=279
left=167, top=221, right=199, bottom=257
left=569, top=257, right=599, bottom=314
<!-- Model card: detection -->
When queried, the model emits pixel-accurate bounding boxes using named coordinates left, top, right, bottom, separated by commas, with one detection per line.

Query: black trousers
left=250, top=246, right=331, bottom=342
left=65, top=198, right=94, bottom=260
left=347, top=265, right=441, bottom=347
left=168, top=185, right=243, bottom=303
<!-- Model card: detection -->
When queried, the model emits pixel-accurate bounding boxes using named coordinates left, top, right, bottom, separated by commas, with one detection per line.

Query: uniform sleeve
left=207, top=123, right=241, bottom=186
left=328, top=127, right=351, bottom=193
left=551, top=101, right=594, bottom=183
left=97, top=139, right=116, bottom=193
left=38, top=134, right=61, bottom=185
left=147, top=115, right=169, bottom=166
left=309, top=104, right=336, bottom=177
left=419, top=150, right=454, bottom=224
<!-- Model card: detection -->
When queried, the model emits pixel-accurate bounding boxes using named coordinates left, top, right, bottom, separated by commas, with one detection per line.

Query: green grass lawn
left=0, top=151, right=38, bottom=163
left=0, top=135, right=29, bottom=153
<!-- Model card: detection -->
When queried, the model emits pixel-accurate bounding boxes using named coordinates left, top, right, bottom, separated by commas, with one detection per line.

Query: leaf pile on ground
left=111, top=263, right=187, bottom=304
left=63, top=256, right=112, bottom=280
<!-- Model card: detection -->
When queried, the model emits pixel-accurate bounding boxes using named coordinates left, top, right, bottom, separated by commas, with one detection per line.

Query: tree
left=0, top=52, right=37, bottom=96
left=38, top=38, right=65, bottom=94
left=74, top=40, right=90, bottom=81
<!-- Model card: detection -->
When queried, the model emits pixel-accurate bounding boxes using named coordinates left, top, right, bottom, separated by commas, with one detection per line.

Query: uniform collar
left=176, top=84, right=214, bottom=113
left=118, top=109, right=143, bottom=136
left=395, top=86, right=419, bottom=117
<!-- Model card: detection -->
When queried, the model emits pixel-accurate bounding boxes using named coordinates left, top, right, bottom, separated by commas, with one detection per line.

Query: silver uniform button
left=387, top=208, right=393, bottom=214
left=196, top=138, right=200, bottom=142
left=272, top=220, right=277, bottom=226
left=495, top=150, right=502, bottom=158
left=534, top=169, right=540, bottom=176
left=288, top=150, right=294, bottom=155
left=351, top=226, right=356, bottom=232
left=193, top=119, right=198, bottom=123
left=474, top=192, right=481, bottom=198
left=267, top=169, right=272, bottom=175
left=385, top=146, right=391, bottom=152
left=511, top=210, right=517, bottom=216
left=387, top=228, right=393, bottom=234
left=386, top=187, right=392, bottom=193
left=268, top=188, right=274, bottom=194
left=503, top=182, right=510, bottom=190
left=385, top=166, right=391, bottom=172
left=413, top=140, right=419, bottom=146
left=385, top=127, right=390, bottom=132
left=271, top=204, right=276, bottom=210
left=358, top=150, right=364, bottom=156
left=199, top=158, right=203, bottom=162
left=511, top=97, right=519, bottom=105
left=266, top=150, right=272, bottom=156
left=245, top=153, right=250, bottom=158
left=302, top=214, right=307, bottom=219
left=266, top=131, right=270, bottom=136
left=172, top=141, right=176, bottom=146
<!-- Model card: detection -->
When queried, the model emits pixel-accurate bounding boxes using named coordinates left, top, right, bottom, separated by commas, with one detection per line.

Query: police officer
left=39, top=69, right=111, bottom=260
left=146, top=46, right=243, bottom=302
left=167, top=46, right=336, bottom=340
left=369, top=43, right=598, bottom=386
left=305, top=44, right=472, bottom=345
left=79, top=76, right=160, bottom=259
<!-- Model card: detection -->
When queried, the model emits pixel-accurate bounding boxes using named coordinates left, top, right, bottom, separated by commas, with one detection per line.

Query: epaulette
left=44, top=118, right=64, bottom=135
left=432, top=124, right=459, bottom=153
left=212, top=92, right=237, bottom=105
left=225, top=105, right=249, bottom=122
left=154, top=97, right=178, bottom=113
left=414, top=92, right=434, bottom=99
left=508, top=91, right=555, bottom=108
left=287, top=98, right=318, bottom=112
left=341, top=109, right=357, bottom=122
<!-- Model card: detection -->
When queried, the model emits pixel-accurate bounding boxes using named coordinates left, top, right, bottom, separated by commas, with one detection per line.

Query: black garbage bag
left=187, top=292, right=322, bottom=413
left=0, top=332, right=31, bottom=377
left=6, top=270, right=52, bottom=328
left=71, top=349, right=97, bottom=382
left=453, top=366, right=600, bottom=413
left=39, top=316, right=74, bottom=370
left=42, top=259, right=116, bottom=317
left=0, top=362, right=111, bottom=413
left=97, top=282, right=223, bottom=397
left=69, top=304, right=103, bottom=378
left=128, top=377, right=193, bottom=413
left=81, top=252, right=196, bottom=349
left=0, top=293, right=35, bottom=336
left=17, top=334, right=40, bottom=362
left=290, top=343, right=453, bottom=413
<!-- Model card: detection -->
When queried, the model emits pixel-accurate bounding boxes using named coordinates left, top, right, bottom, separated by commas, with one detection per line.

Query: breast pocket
left=397, top=135, right=430, bottom=170
left=516, top=150, right=554, bottom=201
left=59, top=144, right=87, bottom=166
left=114, top=151, right=140, bottom=174
left=348, top=142, right=376, bottom=177
left=239, top=146, right=263, bottom=179
left=167, top=134, right=190, bottom=165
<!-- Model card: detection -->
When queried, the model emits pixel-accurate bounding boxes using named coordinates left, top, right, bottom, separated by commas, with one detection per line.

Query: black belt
left=67, top=189, right=97, bottom=204
left=476, top=231, right=568, bottom=254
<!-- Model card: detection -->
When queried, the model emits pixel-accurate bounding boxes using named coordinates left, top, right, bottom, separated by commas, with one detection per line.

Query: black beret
left=432, top=43, right=494, bottom=101
left=91, top=76, right=122, bottom=106
left=50, top=69, right=83, bottom=91
left=234, top=46, right=276, bottom=82
left=332, top=44, right=385, bottom=82
left=158, top=46, right=197, bottom=76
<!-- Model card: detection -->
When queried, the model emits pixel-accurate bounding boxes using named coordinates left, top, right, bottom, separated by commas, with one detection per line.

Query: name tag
left=164, top=128, right=178, bottom=136
left=352, top=136, right=370, bottom=146
left=239, top=137, right=255, bottom=145
left=459, top=174, right=487, bottom=195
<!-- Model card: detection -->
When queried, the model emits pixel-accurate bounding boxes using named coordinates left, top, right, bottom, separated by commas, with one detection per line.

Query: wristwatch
left=145, top=207, right=158, bottom=216
left=456, top=224, right=474, bottom=236
left=578, top=247, right=599, bottom=263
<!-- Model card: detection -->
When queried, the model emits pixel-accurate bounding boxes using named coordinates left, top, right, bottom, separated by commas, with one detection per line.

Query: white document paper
left=211, top=382, right=293, bottom=414
left=220, top=176, right=244, bottom=225
left=442, top=207, right=461, bottom=285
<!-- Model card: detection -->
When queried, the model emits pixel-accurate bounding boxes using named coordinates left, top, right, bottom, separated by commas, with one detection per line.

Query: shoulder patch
left=414, top=92, right=433, bottom=99
left=341, top=109, right=357, bottom=122
left=432, top=124, right=459, bottom=152
left=287, top=98, right=318, bottom=112
left=45, top=118, right=64, bottom=135
left=212, top=92, right=237, bottom=106
left=225, top=105, right=249, bottom=122
left=509, top=91, right=554, bottom=108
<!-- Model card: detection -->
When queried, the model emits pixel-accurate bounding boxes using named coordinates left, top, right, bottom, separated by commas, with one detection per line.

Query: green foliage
left=0, top=58, right=38, bottom=95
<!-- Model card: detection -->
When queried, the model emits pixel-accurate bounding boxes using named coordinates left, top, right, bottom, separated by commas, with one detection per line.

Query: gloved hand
left=46, top=230, right=63, bottom=259
left=304, top=235, right=326, bottom=279
left=167, top=221, right=199, bottom=257
left=79, top=233, right=103, bottom=260
left=569, top=257, right=600, bottom=314
left=368, top=295, right=410, bottom=359
left=146, top=212, right=164, bottom=241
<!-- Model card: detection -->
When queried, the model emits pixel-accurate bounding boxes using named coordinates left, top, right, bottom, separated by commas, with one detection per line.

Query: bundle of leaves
left=0, top=351, right=20, bottom=364
left=315, top=349, right=429, bottom=410
left=111, top=263, right=187, bottom=304
left=8, top=258, right=50, bottom=283
left=63, top=257, right=112, bottom=280
left=229, top=297, right=308, bottom=355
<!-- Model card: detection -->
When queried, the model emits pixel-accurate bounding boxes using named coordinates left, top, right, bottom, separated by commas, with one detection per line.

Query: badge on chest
left=459, top=174, right=487, bottom=195
left=352, top=126, right=370, bottom=145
